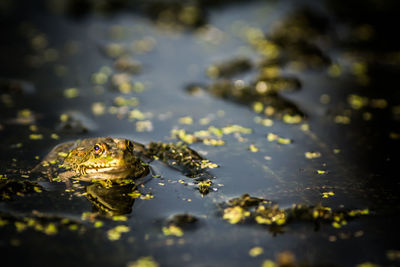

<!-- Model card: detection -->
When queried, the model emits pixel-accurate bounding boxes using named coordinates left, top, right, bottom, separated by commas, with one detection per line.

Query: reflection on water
left=86, top=183, right=136, bottom=216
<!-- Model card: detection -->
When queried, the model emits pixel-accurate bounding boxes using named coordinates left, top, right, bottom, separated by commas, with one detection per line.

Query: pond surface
left=1, top=1, right=400, bottom=266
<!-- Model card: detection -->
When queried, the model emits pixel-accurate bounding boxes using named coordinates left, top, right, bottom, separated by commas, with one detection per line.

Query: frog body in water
left=34, top=137, right=212, bottom=182
left=35, top=137, right=148, bottom=182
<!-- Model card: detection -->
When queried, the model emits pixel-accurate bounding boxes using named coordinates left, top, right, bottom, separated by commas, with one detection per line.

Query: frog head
left=64, top=137, right=147, bottom=180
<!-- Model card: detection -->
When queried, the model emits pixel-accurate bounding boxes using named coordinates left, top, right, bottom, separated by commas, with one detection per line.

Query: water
left=1, top=1, right=400, bottom=266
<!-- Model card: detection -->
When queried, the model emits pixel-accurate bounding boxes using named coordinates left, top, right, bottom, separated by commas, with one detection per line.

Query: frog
left=33, top=137, right=215, bottom=183
left=34, top=137, right=149, bottom=182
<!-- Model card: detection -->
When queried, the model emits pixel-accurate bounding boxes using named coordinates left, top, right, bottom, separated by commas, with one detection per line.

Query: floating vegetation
left=0, top=210, right=85, bottom=236
left=178, top=116, right=193, bottom=125
left=202, top=138, right=225, bottom=146
left=171, top=124, right=252, bottom=145
left=145, top=141, right=218, bottom=177
left=207, top=57, right=252, bottom=79
left=282, top=114, right=302, bottom=124
left=146, top=2, right=205, bottom=30
left=261, top=251, right=297, bottom=267
left=197, top=179, right=212, bottom=195
left=127, top=256, right=159, bottom=267
left=113, top=56, right=142, bottom=74
left=56, top=112, right=90, bottom=134
left=248, top=144, right=259, bottom=152
left=305, top=151, right=321, bottom=159
left=162, top=213, right=198, bottom=236
left=162, top=225, right=184, bottom=237
left=29, top=134, right=43, bottom=140
left=1, top=2, right=396, bottom=266
left=249, top=246, right=264, bottom=257
left=267, top=133, right=292, bottom=145
left=15, top=109, right=36, bottom=124
left=223, top=206, right=250, bottom=224
left=92, top=102, right=106, bottom=116
left=348, top=94, right=388, bottom=110
left=254, top=116, right=274, bottom=127
left=322, top=192, right=334, bottom=198
left=204, top=78, right=304, bottom=120
left=386, top=250, right=400, bottom=261
left=140, top=193, right=154, bottom=200
left=334, top=115, right=351, bottom=124
left=63, top=88, right=79, bottom=98
left=136, top=120, right=153, bottom=132
left=107, top=225, right=130, bottom=241
left=0, top=179, right=43, bottom=201
left=266, top=8, right=331, bottom=69
left=221, top=194, right=369, bottom=230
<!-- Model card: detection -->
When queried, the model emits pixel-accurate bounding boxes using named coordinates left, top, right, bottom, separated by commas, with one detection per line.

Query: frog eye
left=126, top=140, right=134, bottom=152
left=93, top=144, right=104, bottom=154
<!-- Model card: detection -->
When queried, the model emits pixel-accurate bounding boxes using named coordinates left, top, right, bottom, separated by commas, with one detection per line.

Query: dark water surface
left=1, top=1, right=400, bottom=266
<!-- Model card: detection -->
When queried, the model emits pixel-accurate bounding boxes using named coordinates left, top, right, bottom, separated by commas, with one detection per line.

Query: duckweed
left=127, top=257, right=159, bottom=267
left=249, top=246, right=264, bottom=257
left=107, top=225, right=130, bottom=241
left=162, top=225, right=184, bottom=237
left=305, top=152, right=321, bottom=159
left=223, top=206, right=250, bottom=224
left=63, top=88, right=79, bottom=98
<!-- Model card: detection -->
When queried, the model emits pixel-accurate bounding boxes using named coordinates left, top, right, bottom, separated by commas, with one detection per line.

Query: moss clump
left=145, top=142, right=216, bottom=177
left=222, top=194, right=369, bottom=230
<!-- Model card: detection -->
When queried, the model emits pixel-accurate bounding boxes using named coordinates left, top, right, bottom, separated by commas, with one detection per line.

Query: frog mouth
left=79, top=163, right=132, bottom=174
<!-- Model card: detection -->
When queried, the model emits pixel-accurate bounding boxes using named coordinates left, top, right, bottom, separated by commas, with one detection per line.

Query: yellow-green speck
left=249, top=246, right=264, bottom=257
left=107, top=225, right=130, bottom=241
left=64, top=88, right=79, bottom=98
left=127, top=256, right=159, bottom=267
left=162, top=225, right=184, bottom=237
